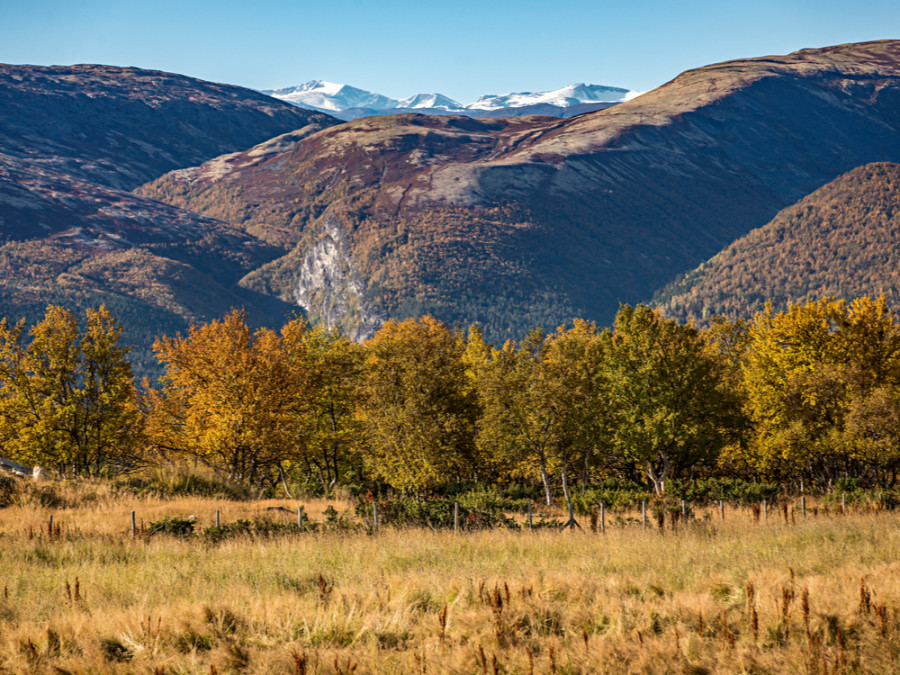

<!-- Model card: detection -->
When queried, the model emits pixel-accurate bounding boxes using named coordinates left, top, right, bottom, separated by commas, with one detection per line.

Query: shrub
left=148, top=517, right=196, bottom=537
left=666, top=478, right=778, bottom=506
left=202, top=517, right=321, bottom=544
left=117, top=465, right=250, bottom=500
left=0, top=475, right=16, bottom=508
left=574, top=479, right=652, bottom=514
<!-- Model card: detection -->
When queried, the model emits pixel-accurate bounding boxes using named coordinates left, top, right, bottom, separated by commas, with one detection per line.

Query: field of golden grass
left=1, top=483, right=899, bottom=674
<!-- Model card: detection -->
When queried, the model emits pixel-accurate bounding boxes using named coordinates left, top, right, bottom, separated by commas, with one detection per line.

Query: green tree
left=358, top=316, right=478, bottom=495
left=607, top=305, right=740, bottom=493
left=0, top=305, right=141, bottom=476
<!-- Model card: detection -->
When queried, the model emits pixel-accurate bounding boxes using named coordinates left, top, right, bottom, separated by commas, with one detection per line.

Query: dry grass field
left=1, top=481, right=899, bottom=674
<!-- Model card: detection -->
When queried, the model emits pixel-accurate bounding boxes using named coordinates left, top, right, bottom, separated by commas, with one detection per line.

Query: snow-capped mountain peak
left=465, top=83, right=631, bottom=111
left=262, top=80, right=399, bottom=112
left=395, top=92, right=462, bottom=110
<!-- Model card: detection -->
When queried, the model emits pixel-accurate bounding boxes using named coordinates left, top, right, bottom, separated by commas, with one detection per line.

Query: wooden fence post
left=528, top=501, right=533, bottom=531
left=719, top=500, right=725, bottom=521
left=454, top=502, right=459, bottom=532
left=297, top=507, right=303, bottom=529
left=131, top=510, right=136, bottom=538
left=641, top=501, right=647, bottom=530
left=801, top=496, right=806, bottom=518
left=600, top=503, right=605, bottom=534
left=841, top=493, right=846, bottom=515
left=763, top=500, right=768, bottom=523
left=681, top=500, right=687, bottom=523
left=216, top=510, right=220, bottom=528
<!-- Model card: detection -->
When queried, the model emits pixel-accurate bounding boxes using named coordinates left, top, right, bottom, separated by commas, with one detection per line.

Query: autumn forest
left=1, top=296, right=898, bottom=517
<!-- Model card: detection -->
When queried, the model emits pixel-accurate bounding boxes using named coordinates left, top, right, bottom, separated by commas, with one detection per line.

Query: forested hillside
left=655, top=162, right=900, bottom=324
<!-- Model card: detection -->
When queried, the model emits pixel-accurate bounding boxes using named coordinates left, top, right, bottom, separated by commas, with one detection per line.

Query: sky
left=2, top=0, right=899, bottom=103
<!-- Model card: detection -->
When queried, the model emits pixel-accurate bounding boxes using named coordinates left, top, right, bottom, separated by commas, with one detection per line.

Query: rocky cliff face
left=289, top=213, right=385, bottom=340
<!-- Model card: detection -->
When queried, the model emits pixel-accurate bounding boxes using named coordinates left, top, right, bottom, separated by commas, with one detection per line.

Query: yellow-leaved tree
left=0, top=305, right=141, bottom=476
left=358, top=316, right=478, bottom=495
left=280, top=320, right=363, bottom=490
left=473, top=321, right=610, bottom=522
left=743, top=296, right=900, bottom=486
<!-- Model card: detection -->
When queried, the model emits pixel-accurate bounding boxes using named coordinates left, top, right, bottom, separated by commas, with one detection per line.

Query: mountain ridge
left=141, top=40, right=900, bottom=341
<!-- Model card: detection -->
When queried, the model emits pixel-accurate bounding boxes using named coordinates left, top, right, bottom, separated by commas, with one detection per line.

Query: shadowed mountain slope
left=0, top=64, right=334, bottom=374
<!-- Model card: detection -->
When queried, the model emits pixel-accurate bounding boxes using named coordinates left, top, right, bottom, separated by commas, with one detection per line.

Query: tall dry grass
left=1, top=484, right=898, bottom=673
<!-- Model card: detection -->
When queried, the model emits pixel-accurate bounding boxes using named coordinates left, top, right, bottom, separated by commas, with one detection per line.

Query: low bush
left=574, top=478, right=652, bottom=514
left=666, top=478, right=779, bottom=506
left=355, top=495, right=519, bottom=530
left=148, top=516, right=196, bottom=537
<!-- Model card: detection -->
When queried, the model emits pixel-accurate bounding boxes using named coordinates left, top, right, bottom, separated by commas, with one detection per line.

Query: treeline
left=1, top=297, right=899, bottom=509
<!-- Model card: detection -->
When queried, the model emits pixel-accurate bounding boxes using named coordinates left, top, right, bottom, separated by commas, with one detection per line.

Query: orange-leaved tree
left=147, top=309, right=312, bottom=486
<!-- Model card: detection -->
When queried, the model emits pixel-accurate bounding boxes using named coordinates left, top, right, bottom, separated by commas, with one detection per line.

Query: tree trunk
left=582, top=449, right=590, bottom=496
left=539, top=453, right=552, bottom=506
left=278, top=464, right=294, bottom=499
left=560, top=465, right=582, bottom=531
left=646, top=459, right=669, bottom=495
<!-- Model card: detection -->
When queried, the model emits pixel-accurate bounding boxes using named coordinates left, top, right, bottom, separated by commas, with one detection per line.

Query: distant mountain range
left=5, top=41, right=900, bottom=376
left=261, top=81, right=636, bottom=120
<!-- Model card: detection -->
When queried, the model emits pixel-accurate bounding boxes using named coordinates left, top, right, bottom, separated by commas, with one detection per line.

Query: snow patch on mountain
left=396, top=92, right=463, bottom=109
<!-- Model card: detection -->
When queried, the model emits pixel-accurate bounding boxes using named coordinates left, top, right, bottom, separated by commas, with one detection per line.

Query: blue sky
left=2, top=0, right=899, bottom=102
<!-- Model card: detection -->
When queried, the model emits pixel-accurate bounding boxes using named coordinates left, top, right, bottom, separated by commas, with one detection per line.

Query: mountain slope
left=0, top=64, right=336, bottom=190
left=654, top=162, right=900, bottom=323
left=0, top=64, right=332, bottom=373
left=138, top=40, right=900, bottom=340
left=0, top=63, right=339, bottom=244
